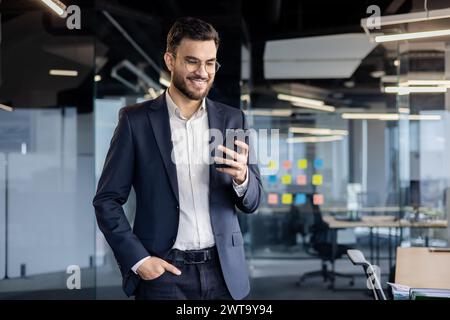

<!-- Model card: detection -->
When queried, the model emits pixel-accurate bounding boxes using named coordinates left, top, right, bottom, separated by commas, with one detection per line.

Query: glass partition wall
left=0, top=1, right=96, bottom=298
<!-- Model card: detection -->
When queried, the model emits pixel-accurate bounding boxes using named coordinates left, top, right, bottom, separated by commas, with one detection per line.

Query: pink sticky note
left=268, top=193, right=279, bottom=205
left=297, top=175, right=307, bottom=186
left=313, top=194, right=324, bottom=205
left=282, top=160, right=292, bottom=169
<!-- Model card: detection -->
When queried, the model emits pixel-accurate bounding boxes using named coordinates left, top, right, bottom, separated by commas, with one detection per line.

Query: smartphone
left=214, top=128, right=249, bottom=168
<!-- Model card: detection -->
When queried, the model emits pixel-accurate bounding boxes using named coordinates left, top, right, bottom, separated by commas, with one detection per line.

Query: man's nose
left=194, top=63, right=209, bottom=78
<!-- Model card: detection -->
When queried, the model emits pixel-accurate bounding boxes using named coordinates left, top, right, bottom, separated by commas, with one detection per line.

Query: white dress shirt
left=131, top=92, right=248, bottom=273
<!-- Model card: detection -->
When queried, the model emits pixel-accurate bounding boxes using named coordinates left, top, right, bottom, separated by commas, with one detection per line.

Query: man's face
left=165, top=39, right=217, bottom=101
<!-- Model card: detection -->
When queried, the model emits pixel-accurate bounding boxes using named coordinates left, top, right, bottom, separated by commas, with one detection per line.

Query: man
left=93, top=17, right=262, bottom=300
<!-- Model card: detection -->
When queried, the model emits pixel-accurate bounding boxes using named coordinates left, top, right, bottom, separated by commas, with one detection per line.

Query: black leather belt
left=170, top=246, right=217, bottom=264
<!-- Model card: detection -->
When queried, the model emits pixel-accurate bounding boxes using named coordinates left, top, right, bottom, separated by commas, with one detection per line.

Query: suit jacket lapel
left=146, top=94, right=179, bottom=204
left=206, top=98, right=225, bottom=190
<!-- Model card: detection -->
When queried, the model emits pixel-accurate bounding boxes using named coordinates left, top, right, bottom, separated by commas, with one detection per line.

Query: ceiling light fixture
left=289, top=127, right=348, bottom=136
left=292, top=102, right=336, bottom=112
left=277, top=93, right=335, bottom=112
left=159, top=77, right=170, bottom=87
left=400, top=80, right=450, bottom=86
left=49, top=69, right=78, bottom=77
left=40, top=0, right=66, bottom=17
left=277, top=93, right=324, bottom=107
left=361, top=7, right=450, bottom=43
left=342, top=113, right=441, bottom=121
left=384, top=86, right=447, bottom=94
left=375, top=29, right=450, bottom=43
left=0, top=104, right=13, bottom=112
left=287, top=135, right=344, bottom=144
left=244, top=109, right=292, bottom=117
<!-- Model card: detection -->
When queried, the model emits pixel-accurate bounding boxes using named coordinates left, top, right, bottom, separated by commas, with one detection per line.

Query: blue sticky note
left=314, top=159, right=324, bottom=169
left=268, top=175, right=277, bottom=184
left=295, top=193, right=306, bottom=205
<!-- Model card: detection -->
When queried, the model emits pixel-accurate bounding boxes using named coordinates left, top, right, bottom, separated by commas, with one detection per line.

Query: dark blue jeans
left=135, top=248, right=233, bottom=300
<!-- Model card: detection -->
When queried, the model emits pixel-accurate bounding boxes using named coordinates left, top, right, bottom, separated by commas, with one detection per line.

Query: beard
left=172, top=71, right=213, bottom=101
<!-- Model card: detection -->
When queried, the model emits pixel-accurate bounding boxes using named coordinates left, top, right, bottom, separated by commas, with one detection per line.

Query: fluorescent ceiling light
left=398, top=108, right=410, bottom=114
left=277, top=93, right=324, bottom=107
left=408, top=114, right=442, bottom=121
left=342, top=113, right=399, bottom=120
left=384, top=86, right=447, bottom=94
left=147, top=88, right=158, bottom=99
left=401, top=80, right=450, bottom=86
left=41, top=0, right=66, bottom=17
left=342, top=113, right=441, bottom=121
left=0, top=104, right=13, bottom=112
left=381, top=75, right=399, bottom=83
left=370, top=70, right=386, bottom=78
left=159, top=77, right=170, bottom=87
left=375, top=29, right=450, bottom=43
left=361, top=8, right=450, bottom=42
left=244, top=109, right=292, bottom=117
left=292, top=102, right=336, bottom=112
left=287, top=135, right=343, bottom=143
left=289, top=127, right=348, bottom=136
left=240, top=94, right=250, bottom=102
left=49, top=69, right=78, bottom=77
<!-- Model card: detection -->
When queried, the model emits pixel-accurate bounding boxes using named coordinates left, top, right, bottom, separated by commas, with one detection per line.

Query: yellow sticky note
left=281, top=175, right=292, bottom=185
left=282, top=193, right=293, bottom=204
left=298, top=159, right=308, bottom=169
left=268, top=160, right=277, bottom=169
left=312, top=174, right=323, bottom=186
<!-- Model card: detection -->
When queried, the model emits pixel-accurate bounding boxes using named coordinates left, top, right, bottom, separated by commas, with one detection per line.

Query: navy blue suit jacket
left=93, top=93, right=262, bottom=299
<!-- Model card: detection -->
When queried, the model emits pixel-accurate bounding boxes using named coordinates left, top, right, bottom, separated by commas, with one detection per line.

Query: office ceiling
left=1, top=0, right=450, bottom=112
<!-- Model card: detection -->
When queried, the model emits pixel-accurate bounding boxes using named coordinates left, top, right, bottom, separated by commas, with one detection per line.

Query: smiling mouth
left=188, top=78, right=208, bottom=89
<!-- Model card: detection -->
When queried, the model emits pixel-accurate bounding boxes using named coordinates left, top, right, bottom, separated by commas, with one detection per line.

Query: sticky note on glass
left=281, top=175, right=292, bottom=185
left=268, top=160, right=277, bottom=169
left=295, top=193, right=306, bottom=205
left=312, top=174, right=323, bottom=186
left=268, top=175, right=277, bottom=184
left=314, top=159, right=324, bottom=169
left=282, top=160, right=292, bottom=169
left=297, top=175, right=307, bottom=186
left=282, top=193, right=293, bottom=204
left=268, top=193, right=278, bottom=205
left=313, top=194, right=324, bottom=205
left=298, top=159, right=308, bottom=169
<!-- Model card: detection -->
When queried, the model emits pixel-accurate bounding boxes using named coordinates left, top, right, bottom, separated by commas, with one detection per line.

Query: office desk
left=396, top=247, right=450, bottom=289
left=323, top=215, right=447, bottom=229
left=322, top=215, right=447, bottom=289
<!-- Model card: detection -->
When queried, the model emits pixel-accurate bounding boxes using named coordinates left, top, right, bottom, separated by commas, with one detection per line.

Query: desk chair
left=292, top=195, right=355, bottom=288
left=347, top=249, right=387, bottom=300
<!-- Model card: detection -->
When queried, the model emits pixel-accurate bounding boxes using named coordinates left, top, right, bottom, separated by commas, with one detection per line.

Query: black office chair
left=292, top=195, right=355, bottom=288
left=347, top=249, right=387, bottom=300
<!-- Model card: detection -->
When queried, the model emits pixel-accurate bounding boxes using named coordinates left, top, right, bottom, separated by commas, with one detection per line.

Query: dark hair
left=166, top=17, right=220, bottom=54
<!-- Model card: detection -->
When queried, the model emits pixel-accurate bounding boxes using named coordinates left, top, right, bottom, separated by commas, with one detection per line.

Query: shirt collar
left=165, top=90, right=206, bottom=120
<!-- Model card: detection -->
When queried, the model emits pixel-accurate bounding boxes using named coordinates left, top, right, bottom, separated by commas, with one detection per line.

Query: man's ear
left=164, top=52, right=174, bottom=72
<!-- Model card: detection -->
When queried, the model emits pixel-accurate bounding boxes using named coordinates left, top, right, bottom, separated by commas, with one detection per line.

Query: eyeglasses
left=172, top=53, right=221, bottom=74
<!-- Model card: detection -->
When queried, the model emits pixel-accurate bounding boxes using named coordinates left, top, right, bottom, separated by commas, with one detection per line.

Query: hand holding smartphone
left=214, top=128, right=249, bottom=168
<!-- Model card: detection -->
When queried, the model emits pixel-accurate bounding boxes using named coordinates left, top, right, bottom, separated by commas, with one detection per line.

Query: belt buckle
left=185, top=251, right=208, bottom=264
